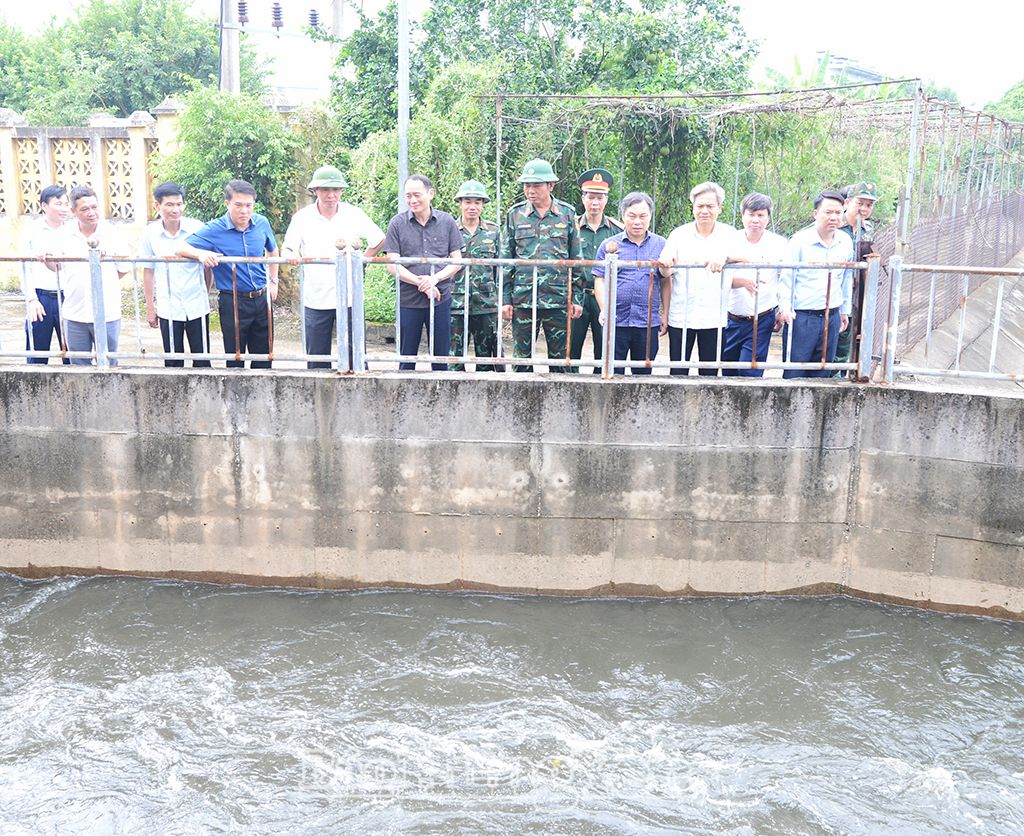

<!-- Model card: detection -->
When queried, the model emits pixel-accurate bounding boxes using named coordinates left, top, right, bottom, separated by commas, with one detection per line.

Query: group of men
left=18, top=158, right=877, bottom=379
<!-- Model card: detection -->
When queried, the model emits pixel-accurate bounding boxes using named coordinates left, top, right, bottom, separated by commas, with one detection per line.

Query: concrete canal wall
left=0, top=369, right=1021, bottom=618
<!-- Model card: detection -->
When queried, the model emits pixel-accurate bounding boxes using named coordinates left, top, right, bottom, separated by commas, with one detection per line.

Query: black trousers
left=219, top=292, right=271, bottom=369
left=667, top=326, right=722, bottom=376
left=159, top=315, right=212, bottom=368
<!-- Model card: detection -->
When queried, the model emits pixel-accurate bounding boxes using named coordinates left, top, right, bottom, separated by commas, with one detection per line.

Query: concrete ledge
left=1, top=369, right=1022, bottom=618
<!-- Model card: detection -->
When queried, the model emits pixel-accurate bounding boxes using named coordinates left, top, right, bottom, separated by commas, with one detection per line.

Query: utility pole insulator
left=237, top=0, right=248, bottom=25
left=271, top=2, right=284, bottom=32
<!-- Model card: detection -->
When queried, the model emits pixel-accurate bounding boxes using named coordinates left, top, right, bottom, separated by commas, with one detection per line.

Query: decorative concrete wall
left=0, top=370, right=1021, bottom=618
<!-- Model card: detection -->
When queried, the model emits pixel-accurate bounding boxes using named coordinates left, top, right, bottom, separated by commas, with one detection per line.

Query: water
left=1, top=574, right=1022, bottom=834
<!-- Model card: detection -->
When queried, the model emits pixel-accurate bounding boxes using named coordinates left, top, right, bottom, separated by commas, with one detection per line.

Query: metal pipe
left=988, top=275, right=1005, bottom=374
left=335, top=244, right=350, bottom=371
left=396, top=0, right=409, bottom=212
left=87, top=241, right=108, bottom=368
left=882, top=257, right=903, bottom=384
left=351, top=246, right=366, bottom=372
left=856, top=256, right=880, bottom=381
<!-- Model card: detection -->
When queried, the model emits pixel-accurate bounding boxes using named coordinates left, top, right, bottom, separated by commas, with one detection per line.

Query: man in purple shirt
left=592, top=192, right=668, bottom=375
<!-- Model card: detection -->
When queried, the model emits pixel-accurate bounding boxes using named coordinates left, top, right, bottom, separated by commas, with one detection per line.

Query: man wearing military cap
left=281, top=165, right=385, bottom=368
left=501, top=159, right=583, bottom=373
left=451, top=179, right=503, bottom=371
left=835, top=180, right=878, bottom=371
left=571, top=168, right=623, bottom=374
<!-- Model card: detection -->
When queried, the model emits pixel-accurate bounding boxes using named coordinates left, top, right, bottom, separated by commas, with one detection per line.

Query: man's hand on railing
left=192, top=249, right=221, bottom=268
left=416, top=275, right=440, bottom=301
left=281, top=246, right=302, bottom=266
left=502, top=304, right=513, bottom=321
left=776, top=309, right=794, bottom=326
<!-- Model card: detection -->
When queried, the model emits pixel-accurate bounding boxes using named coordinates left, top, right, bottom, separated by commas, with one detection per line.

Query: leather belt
left=223, top=288, right=266, bottom=299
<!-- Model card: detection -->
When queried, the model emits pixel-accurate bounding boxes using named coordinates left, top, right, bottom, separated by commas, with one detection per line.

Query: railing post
left=350, top=246, right=366, bottom=373
left=882, top=256, right=903, bottom=384
left=335, top=240, right=351, bottom=371
left=601, top=250, right=618, bottom=379
left=88, top=240, right=109, bottom=368
left=856, top=254, right=881, bottom=381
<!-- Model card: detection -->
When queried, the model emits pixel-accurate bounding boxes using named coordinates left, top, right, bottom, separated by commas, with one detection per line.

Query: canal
left=1, top=574, right=1022, bottom=833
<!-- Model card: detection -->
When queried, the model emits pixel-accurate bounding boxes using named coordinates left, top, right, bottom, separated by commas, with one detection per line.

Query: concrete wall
left=0, top=369, right=1022, bottom=618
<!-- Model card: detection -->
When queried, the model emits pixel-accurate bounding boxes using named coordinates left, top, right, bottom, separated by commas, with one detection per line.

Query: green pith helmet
left=849, top=180, right=878, bottom=201
left=306, top=165, right=348, bottom=190
left=518, top=158, right=558, bottom=183
left=455, top=179, right=490, bottom=201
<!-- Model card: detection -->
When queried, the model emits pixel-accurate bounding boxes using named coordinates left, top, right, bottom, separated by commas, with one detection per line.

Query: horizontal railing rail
left=17, top=244, right=1021, bottom=386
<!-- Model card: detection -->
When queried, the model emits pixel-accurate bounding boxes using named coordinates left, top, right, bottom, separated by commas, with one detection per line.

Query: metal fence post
left=88, top=240, right=108, bottom=368
left=601, top=251, right=618, bottom=379
left=882, top=256, right=903, bottom=384
left=856, top=255, right=881, bottom=381
left=335, top=242, right=351, bottom=371
left=351, top=247, right=366, bottom=372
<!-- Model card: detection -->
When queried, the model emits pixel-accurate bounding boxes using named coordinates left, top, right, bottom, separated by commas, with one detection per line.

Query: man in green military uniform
left=451, top=179, right=503, bottom=371
left=836, top=180, right=878, bottom=372
left=501, top=159, right=583, bottom=373
left=570, top=168, right=623, bottom=373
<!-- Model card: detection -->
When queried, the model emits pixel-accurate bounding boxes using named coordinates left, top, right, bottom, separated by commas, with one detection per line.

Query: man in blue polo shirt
left=178, top=179, right=279, bottom=369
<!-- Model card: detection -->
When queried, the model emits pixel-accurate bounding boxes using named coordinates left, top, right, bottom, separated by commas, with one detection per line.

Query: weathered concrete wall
left=0, top=369, right=1022, bottom=618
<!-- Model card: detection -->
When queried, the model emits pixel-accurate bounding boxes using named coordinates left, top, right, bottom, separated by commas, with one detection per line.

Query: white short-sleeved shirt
left=283, top=201, right=385, bottom=310
left=20, top=218, right=67, bottom=293
left=139, top=218, right=210, bottom=321
left=726, top=230, right=790, bottom=316
left=55, top=222, right=130, bottom=323
left=661, top=221, right=742, bottom=329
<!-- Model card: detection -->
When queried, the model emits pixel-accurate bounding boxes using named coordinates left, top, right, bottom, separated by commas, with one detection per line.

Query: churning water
left=1, top=574, right=1022, bottom=834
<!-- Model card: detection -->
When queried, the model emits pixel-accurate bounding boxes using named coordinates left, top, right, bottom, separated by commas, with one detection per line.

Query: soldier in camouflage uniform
left=836, top=180, right=877, bottom=371
left=451, top=180, right=503, bottom=371
left=570, top=168, right=623, bottom=374
left=500, top=159, right=583, bottom=373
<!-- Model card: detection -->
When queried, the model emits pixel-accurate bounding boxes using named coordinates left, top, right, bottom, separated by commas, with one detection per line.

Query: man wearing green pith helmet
left=500, top=159, right=583, bottom=373
left=451, top=180, right=504, bottom=371
left=281, top=165, right=385, bottom=369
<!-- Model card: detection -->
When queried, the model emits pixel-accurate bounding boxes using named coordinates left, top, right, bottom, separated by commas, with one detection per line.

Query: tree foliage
left=151, top=86, right=301, bottom=230
left=0, top=0, right=265, bottom=125
left=988, top=80, right=1024, bottom=123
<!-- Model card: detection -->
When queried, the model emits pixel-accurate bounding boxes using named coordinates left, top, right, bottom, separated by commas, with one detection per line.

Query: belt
left=222, top=288, right=265, bottom=299
left=795, top=307, right=838, bottom=317
left=35, top=289, right=60, bottom=298
left=728, top=307, right=777, bottom=322
left=584, top=288, right=595, bottom=296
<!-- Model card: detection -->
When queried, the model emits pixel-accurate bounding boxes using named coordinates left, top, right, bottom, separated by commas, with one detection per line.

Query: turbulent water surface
left=1, top=574, right=1022, bottom=834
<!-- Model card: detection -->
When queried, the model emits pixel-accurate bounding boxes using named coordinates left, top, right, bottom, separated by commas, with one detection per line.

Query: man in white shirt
left=658, top=181, right=743, bottom=376
left=47, top=186, right=129, bottom=366
left=140, top=182, right=211, bottom=368
left=281, top=165, right=385, bottom=369
left=722, top=192, right=789, bottom=377
left=21, top=185, right=69, bottom=364
left=778, top=190, right=854, bottom=379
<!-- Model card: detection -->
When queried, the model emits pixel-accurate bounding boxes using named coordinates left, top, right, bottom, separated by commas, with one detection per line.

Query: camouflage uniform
left=570, top=213, right=623, bottom=373
left=501, top=198, right=583, bottom=373
left=451, top=218, right=503, bottom=371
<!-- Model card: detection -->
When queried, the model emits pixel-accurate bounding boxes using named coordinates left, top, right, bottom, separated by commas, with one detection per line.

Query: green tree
left=151, top=85, right=301, bottom=230
left=988, top=80, right=1024, bottom=122
left=0, top=0, right=266, bottom=125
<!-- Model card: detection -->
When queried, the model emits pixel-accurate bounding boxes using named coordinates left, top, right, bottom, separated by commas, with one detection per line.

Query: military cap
left=577, top=168, right=614, bottom=193
left=307, top=165, right=348, bottom=189
left=848, top=181, right=878, bottom=201
left=455, top=179, right=490, bottom=201
left=518, top=159, right=558, bottom=183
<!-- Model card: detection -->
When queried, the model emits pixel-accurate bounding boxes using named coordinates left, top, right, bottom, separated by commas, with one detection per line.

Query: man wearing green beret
left=500, top=159, right=583, bottom=373
left=835, top=180, right=878, bottom=373
left=451, top=180, right=503, bottom=371
left=571, top=168, right=623, bottom=373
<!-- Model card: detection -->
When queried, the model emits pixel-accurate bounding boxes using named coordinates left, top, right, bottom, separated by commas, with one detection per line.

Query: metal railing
left=7, top=245, right=1019, bottom=384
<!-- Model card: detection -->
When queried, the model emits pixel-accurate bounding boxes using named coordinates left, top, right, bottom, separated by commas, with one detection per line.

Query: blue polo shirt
left=186, top=211, right=278, bottom=293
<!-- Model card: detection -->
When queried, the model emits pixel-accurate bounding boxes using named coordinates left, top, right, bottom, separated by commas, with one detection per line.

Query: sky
left=3, top=0, right=1022, bottom=109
